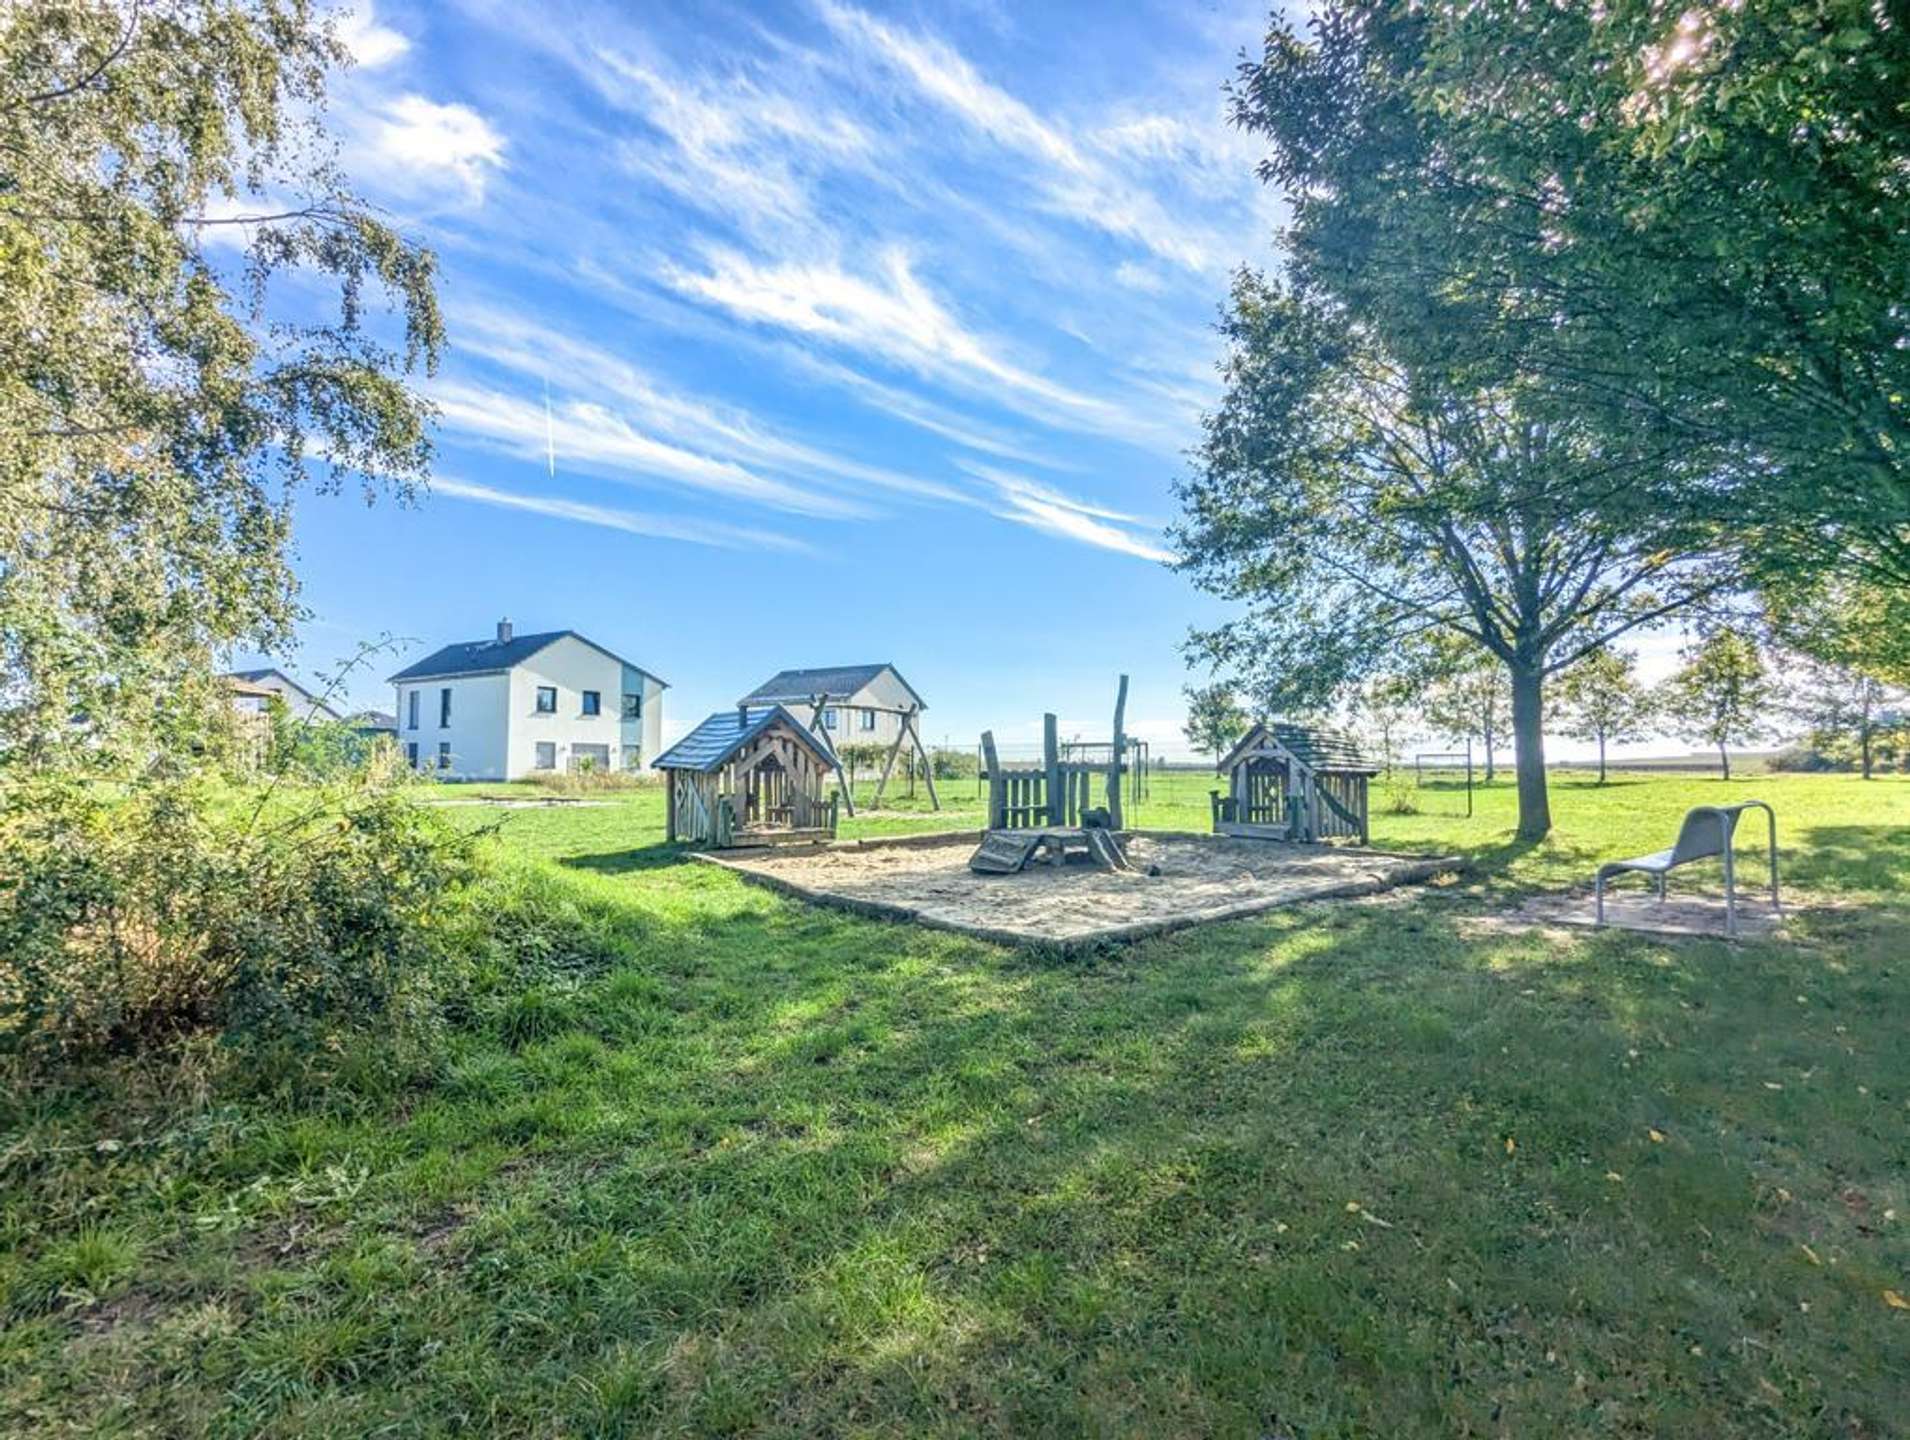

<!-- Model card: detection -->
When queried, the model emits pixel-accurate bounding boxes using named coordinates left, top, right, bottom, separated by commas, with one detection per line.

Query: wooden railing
left=979, top=678, right=1130, bottom=834
left=988, top=761, right=1110, bottom=830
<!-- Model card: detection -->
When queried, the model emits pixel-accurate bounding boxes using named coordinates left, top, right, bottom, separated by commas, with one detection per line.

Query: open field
left=4, top=773, right=1908, bottom=1436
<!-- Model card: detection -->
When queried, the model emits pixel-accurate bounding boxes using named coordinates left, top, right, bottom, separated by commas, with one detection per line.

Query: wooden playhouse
left=1212, top=721, right=1379, bottom=844
left=657, top=705, right=842, bottom=848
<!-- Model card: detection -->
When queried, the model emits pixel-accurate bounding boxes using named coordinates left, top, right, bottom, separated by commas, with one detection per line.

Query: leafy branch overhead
left=0, top=1, right=442, bottom=765
left=1234, top=1, right=1910, bottom=588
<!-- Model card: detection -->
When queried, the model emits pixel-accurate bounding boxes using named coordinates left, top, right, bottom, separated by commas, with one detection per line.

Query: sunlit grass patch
left=2, top=773, right=1906, bottom=1435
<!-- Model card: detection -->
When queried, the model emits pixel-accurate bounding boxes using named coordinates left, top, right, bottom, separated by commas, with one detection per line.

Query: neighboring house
left=387, top=620, right=666, bottom=779
left=738, top=664, right=927, bottom=751
left=346, top=710, right=398, bottom=738
left=224, top=667, right=341, bottom=722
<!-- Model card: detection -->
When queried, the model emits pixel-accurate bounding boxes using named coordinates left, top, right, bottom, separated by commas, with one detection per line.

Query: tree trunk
left=1597, top=732, right=1607, bottom=785
left=1482, top=723, right=1496, bottom=783
left=1509, top=662, right=1551, bottom=839
left=1718, top=742, right=1731, bottom=781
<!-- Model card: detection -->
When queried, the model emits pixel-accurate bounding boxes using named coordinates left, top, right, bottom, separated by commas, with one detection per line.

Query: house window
left=436, top=741, right=451, bottom=771
left=581, top=690, right=601, bottom=716
left=406, top=742, right=419, bottom=769
left=823, top=708, right=838, bottom=730
left=407, top=691, right=419, bottom=729
left=622, top=692, right=641, bottom=720
left=860, top=708, right=876, bottom=731
left=623, top=745, right=642, bottom=770
left=535, top=686, right=556, bottom=714
left=439, top=687, right=451, bottom=727
left=534, top=741, right=556, bottom=771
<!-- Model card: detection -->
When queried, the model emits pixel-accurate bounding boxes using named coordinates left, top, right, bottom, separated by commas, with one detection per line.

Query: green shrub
left=1771, top=722, right=1910, bottom=773
left=0, top=768, right=477, bottom=1066
left=931, top=747, right=979, bottom=780
left=521, top=767, right=658, bottom=796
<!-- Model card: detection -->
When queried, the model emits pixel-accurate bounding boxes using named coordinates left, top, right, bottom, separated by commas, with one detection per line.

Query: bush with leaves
left=931, top=747, right=978, bottom=781
left=0, top=763, right=476, bottom=1066
left=835, top=742, right=888, bottom=790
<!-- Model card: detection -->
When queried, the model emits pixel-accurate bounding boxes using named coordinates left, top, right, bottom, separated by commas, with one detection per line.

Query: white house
left=388, top=621, right=666, bottom=779
left=738, top=664, right=927, bottom=751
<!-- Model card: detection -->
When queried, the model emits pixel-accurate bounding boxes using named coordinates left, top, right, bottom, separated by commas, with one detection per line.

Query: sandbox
left=698, top=831, right=1460, bottom=949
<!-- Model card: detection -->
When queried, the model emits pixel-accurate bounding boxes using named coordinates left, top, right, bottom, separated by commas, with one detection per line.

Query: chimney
left=496, top=617, right=513, bottom=645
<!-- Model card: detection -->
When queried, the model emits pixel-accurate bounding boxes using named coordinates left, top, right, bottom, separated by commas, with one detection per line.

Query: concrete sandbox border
left=690, top=828, right=1466, bottom=952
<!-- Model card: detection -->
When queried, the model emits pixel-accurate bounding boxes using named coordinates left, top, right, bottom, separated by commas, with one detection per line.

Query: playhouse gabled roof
left=739, top=663, right=924, bottom=710
left=654, top=705, right=839, bottom=774
left=1222, top=720, right=1379, bottom=776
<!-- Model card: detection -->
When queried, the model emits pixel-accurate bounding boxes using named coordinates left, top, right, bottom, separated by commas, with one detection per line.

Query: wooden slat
left=1044, top=713, right=1061, bottom=827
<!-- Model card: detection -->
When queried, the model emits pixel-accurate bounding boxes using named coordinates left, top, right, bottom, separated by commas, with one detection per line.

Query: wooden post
left=665, top=769, right=677, bottom=843
left=1044, top=713, right=1062, bottom=827
left=1107, top=673, right=1128, bottom=830
left=805, top=692, right=856, bottom=817
left=906, top=709, right=941, bottom=810
left=981, top=731, right=1003, bottom=829
left=871, top=716, right=910, bottom=807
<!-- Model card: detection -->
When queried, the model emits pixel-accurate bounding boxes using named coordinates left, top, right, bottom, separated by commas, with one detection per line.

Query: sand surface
left=717, top=834, right=1451, bottom=944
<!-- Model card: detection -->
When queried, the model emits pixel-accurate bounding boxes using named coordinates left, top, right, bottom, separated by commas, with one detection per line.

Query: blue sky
left=241, top=0, right=1294, bottom=756
left=246, top=0, right=1690, bottom=758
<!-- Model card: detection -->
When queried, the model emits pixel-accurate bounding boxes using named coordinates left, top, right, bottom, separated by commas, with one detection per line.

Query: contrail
left=542, top=376, right=556, bottom=478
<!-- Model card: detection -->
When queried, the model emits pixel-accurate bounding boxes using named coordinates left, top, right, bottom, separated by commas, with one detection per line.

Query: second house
left=389, top=620, right=666, bottom=779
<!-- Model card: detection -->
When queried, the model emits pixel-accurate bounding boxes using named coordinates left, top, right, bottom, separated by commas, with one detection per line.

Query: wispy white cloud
left=362, top=95, right=506, bottom=204
left=433, top=477, right=812, bottom=552
left=446, top=302, right=966, bottom=506
left=969, top=464, right=1176, bottom=563
left=790, top=352, right=1080, bottom=471
left=592, top=49, right=872, bottom=237
left=666, top=246, right=1114, bottom=419
left=431, top=379, right=872, bottom=519
left=816, top=1, right=1223, bottom=272
left=1113, top=260, right=1168, bottom=294
left=334, top=3, right=410, bottom=68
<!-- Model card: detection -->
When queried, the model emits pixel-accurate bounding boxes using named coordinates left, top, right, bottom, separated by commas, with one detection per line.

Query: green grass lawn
left=5, top=773, right=1908, bottom=1436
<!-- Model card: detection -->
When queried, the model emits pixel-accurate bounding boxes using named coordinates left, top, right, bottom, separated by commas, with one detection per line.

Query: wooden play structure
left=738, top=665, right=938, bottom=816
left=656, top=705, right=841, bottom=848
left=1211, top=721, right=1378, bottom=844
left=972, top=677, right=1132, bottom=874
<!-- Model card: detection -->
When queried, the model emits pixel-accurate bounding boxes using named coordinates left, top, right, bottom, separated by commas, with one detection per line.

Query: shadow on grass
left=443, top=898, right=1908, bottom=1435
left=16, top=847, right=1910, bottom=1436
left=1787, top=822, right=1910, bottom=897
left=558, top=842, right=693, bottom=876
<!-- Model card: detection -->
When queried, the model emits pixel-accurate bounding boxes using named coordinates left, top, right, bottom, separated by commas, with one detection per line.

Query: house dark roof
left=230, top=666, right=296, bottom=687
left=387, top=630, right=665, bottom=686
left=348, top=710, right=398, bottom=732
left=740, top=663, right=924, bottom=710
left=1225, top=721, right=1378, bottom=775
left=654, top=705, right=838, bottom=774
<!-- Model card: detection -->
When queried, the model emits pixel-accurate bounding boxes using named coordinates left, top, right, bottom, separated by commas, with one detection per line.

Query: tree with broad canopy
left=1229, top=1, right=1910, bottom=595
left=1174, top=273, right=1731, bottom=840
